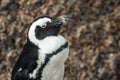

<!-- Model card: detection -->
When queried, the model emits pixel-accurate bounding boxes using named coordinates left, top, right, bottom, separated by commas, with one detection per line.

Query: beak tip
left=58, top=15, right=70, bottom=23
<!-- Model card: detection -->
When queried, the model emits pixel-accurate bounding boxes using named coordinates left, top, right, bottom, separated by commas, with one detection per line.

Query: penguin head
left=28, top=15, right=70, bottom=43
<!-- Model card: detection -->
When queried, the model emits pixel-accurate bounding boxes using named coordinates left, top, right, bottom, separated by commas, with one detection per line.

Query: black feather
left=11, top=39, right=39, bottom=80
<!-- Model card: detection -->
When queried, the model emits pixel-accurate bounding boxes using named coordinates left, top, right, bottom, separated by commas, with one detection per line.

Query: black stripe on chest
left=36, top=42, right=68, bottom=79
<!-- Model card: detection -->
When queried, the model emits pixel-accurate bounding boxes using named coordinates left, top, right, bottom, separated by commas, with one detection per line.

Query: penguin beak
left=57, top=15, right=70, bottom=23
left=50, top=15, right=70, bottom=27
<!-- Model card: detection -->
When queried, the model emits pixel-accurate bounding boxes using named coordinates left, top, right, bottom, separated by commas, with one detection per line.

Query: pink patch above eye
left=40, top=22, right=47, bottom=28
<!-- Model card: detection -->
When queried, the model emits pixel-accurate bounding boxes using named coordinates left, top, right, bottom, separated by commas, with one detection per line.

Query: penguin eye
left=36, top=25, right=46, bottom=29
left=41, top=21, right=51, bottom=28
left=41, top=25, right=46, bottom=28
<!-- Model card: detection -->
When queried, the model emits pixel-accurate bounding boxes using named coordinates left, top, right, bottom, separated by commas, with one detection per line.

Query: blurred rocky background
left=0, top=0, right=120, bottom=80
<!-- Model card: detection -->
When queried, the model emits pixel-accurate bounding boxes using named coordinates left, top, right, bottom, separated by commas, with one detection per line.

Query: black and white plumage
left=11, top=15, right=70, bottom=80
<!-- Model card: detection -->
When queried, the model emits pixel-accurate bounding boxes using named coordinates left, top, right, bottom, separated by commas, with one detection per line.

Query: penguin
left=11, top=15, right=70, bottom=80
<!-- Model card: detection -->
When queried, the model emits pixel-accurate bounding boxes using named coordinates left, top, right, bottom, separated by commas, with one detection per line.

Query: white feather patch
left=41, top=47, right=69, bottom=80
left=28, top=17, right=52, bottom=45
left=29, top=50, right=46, bottom=79
left=29, top=35, right=68, bottom=79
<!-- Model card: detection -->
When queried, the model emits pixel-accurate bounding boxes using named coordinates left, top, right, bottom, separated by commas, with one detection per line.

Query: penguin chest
left=41, top=47, right=69, bottom=80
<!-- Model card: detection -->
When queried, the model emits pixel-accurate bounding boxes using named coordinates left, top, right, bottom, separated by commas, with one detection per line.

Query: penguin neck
left=29, top=35, right=67, bottom=54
